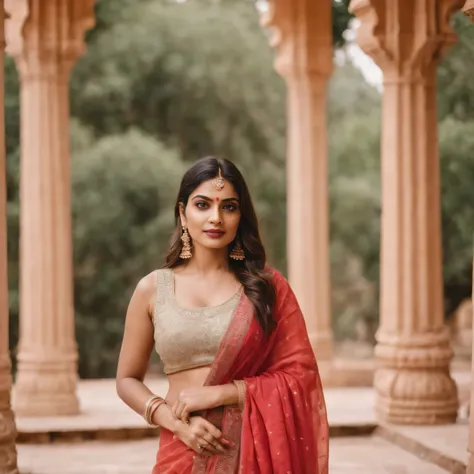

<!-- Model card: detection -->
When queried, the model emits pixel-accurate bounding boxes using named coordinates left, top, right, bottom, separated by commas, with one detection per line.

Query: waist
left=164, top=365, right=211, bottom=405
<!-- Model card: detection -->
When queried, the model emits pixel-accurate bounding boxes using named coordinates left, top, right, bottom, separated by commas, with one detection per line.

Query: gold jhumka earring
left=179, top=227, right=192, bottom=259
left=229, top=237, right=245, bottom=261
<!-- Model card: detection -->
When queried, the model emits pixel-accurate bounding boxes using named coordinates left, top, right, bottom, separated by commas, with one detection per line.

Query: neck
left=184, top=245, right=230, bottom=275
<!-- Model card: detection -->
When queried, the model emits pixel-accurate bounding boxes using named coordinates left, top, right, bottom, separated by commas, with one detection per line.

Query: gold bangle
left=144, top=395, right=165, bottom=426
left=148, top=399, right=166, bottom=427
left=233, top=380, right=247, bottom=410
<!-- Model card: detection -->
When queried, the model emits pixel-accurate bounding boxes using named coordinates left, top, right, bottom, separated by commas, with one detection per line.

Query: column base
left=318, top=357, right=374, bottom=387
left=374, top=331, right=459, bottom=425
left=308, top=331, right=334, bottom=362
left=0, top=358, right=19, bottom=474
left=468, top=455, right=474, bottom=474
left=14, top=357, right=79, bottom=417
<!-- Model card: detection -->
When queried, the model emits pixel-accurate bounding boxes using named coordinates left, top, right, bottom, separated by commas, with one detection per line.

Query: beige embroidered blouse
left=152, top=269, right=241, bottom=375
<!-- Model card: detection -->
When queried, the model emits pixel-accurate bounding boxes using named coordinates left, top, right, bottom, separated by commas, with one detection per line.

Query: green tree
left=439, top=117, right=474, bottom=316
left=438, top=12, right=474, bottom=122
left=71, top=123, right=186, bottom=376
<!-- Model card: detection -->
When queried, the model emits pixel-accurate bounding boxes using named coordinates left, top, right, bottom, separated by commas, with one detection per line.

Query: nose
left=209, top=204, right=222, bottom=225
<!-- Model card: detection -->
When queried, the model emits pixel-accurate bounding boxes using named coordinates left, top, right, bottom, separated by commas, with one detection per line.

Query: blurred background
left=5, top=0, right=474, bottom=380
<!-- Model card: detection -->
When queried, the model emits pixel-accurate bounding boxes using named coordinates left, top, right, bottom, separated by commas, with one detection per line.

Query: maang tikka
left=179, top=226, right=192, bottom=259
left=212, top=168, right=225, bottom=191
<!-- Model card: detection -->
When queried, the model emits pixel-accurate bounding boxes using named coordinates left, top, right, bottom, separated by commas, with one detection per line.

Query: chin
left=196, top=239, right=231, bottom=251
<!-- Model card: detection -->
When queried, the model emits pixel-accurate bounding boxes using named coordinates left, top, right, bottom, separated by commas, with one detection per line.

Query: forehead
left=190, top=179, right=238, bottom=200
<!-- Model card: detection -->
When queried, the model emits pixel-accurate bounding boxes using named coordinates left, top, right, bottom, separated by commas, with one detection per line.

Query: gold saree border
left=192, top=294, right=253, bottom=474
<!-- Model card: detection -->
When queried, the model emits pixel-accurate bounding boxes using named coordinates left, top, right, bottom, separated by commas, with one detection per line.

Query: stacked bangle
left=144, top=395, right=166, bottom=427
left=233, top=380, right=247, bottom=410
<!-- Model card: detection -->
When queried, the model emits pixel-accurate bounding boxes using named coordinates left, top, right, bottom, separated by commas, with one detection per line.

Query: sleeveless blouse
left=152, top=269, right=241, bottom=375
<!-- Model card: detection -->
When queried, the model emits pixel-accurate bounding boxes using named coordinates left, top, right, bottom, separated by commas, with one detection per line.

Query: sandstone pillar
left=463, top=0, right=474, bottom=20
left=261, top=0, right=334, bottom=361
left=5, top=0, right=95, bottom=416
left=350, top=0, right=459, bottom=424
left=0, top=4, right=20, bottom=472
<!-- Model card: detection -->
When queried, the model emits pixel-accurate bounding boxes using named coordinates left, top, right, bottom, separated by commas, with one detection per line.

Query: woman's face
left=180, top=178, right=241, bottom=251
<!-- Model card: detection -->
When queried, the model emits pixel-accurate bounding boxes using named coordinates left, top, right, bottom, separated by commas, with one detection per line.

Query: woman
left=116, top=157, right=329, bottom=474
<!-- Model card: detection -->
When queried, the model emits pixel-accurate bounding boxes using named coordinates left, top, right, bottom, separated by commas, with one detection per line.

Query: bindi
left=216, top=197, right=220, bottom=202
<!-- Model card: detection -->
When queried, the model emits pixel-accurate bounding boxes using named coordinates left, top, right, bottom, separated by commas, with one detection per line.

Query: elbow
left=116, top=376, right=129, bottom=401
left=116, top=377, right=124, bottom=400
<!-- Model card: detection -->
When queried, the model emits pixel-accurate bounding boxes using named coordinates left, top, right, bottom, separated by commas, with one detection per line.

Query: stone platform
left=15, top=377, right=378, bottom=443
left=17, top=435, right=453, bottom=474
left=14, top=369, right=471, bottom=473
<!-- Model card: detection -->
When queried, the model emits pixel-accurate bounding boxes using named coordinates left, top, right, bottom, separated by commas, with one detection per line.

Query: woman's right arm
left=116, top=273, right=230, bottom=455
left=116, top=272, right=181, bottom=434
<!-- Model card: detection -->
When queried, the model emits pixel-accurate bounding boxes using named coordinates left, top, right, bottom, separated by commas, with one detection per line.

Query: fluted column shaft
left=6, top=0, right=95, bottom=416
left=0, top=4, right=19, bottom=471
left=261, top=0, right=333, bottom=361
left=350, top=0, right=459, bottom=424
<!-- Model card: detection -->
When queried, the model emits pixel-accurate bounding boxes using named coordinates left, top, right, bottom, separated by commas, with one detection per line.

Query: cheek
left=226, top=213, right=241, bottom=233
left=185, top=208, right=205, bottom=228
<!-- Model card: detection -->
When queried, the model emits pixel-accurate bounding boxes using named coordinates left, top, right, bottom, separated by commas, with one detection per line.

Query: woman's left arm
left=171, top=383, right=239, bottom=421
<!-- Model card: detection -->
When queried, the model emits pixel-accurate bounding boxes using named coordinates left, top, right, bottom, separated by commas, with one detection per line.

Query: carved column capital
left=464, top=0, right=474, bottom=21
left=260, top=0, right=333, bottom=80
left=5, top=0, right=95, bottom=79
left=349, top=0, right=462, bottom=83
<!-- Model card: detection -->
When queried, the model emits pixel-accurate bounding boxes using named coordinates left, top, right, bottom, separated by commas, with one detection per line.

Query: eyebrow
left=192, top=195, right=239, bottom=203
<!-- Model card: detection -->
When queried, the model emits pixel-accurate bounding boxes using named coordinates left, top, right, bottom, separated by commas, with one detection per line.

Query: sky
left=345, top=20, right=383, bottom=88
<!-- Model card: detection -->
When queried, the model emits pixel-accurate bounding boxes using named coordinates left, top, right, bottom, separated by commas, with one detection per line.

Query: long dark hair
left=163, top=156, right=276, bottom=335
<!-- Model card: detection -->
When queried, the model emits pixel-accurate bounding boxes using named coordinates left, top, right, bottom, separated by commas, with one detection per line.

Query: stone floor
left=13, top=368, right=470, bottom=474
left=17, top=436, right=450, bottom=474
left=15, top=377, right=379, bottom=435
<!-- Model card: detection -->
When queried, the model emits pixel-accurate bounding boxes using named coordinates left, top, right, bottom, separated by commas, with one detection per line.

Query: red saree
left=153, top=269, right=329, bottom=474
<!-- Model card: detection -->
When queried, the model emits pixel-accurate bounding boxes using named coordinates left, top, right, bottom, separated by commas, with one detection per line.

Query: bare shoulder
left=131, top=271, right=160, bottom=318
left=135, top=270, right=158, bottom=298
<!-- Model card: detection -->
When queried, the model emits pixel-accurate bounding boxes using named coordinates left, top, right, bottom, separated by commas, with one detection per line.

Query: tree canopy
left=6, top=2, right=473, bottom=377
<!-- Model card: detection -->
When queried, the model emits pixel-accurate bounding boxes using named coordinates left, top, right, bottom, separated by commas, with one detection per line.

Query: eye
left=223, top=203, right=238, bottom=212
left=195, top=201, right=208, bottom=209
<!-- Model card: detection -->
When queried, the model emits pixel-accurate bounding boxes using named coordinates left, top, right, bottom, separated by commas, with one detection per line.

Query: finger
left=197, top=438, right=219, bottom=455
left=171, top=401, right=180, bottom=419
left=194, top=440, right=216, bottom=456
left=180, top=408, right=190, bottom=425
left=174, top=402, right=185, bottom=420
left=202, top=432, right=226, bottom=452
left=200, top=419, right=223, bottom=439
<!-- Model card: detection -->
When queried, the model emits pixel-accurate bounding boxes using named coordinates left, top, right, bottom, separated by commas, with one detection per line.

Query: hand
left=175, top=416, right=231, bottom=456
left=172, top=386, right=221, bottom=424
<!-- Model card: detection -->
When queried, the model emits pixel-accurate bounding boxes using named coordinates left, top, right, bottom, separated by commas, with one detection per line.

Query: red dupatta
left=153, top=269, right=329, bottom=474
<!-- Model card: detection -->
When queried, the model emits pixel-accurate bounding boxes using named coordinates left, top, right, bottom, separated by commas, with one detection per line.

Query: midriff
left=164, top=365, right=212, bottom=405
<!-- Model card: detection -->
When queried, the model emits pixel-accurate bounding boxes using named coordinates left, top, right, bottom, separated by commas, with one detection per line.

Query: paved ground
left=17, top=436, right=450, bottom=474
left=15, top=377, right=378, bottom=433
left=13, top=369, right=470, bottom=473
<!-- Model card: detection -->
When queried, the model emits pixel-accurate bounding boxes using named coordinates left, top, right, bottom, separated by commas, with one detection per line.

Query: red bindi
left=216, top=197, right=220, bottom=202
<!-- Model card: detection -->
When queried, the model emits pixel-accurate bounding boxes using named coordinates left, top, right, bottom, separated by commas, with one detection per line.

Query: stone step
left=376, top=423, right=468, bottom=474
left=17, top=436, right=452, bottom=474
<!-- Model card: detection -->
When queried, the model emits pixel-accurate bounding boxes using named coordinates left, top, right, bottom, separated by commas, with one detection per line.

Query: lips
left=204, top=229, right=225, bottom=238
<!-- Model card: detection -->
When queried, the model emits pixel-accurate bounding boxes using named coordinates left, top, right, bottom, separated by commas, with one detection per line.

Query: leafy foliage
left=6, top=1, right=473, bottom=377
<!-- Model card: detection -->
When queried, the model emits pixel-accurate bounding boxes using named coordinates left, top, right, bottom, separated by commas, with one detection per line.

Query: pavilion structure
left=0, top=1, right=473, bottom=472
